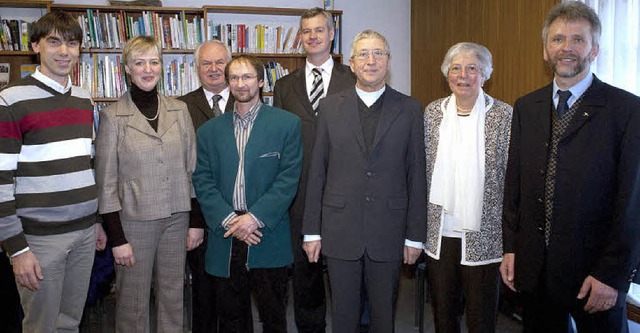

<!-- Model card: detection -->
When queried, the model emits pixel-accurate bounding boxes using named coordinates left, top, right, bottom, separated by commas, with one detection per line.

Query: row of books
left=209, top=23, right=303, bottom=54
left=71, top=54, right=200, bottom=99
left=77, top=10, right=205, bottom=50
left=262, top=61, right=289, bottom=93
left=0, top=19, right=30, bottom=51
left=209, top=14, right=341, bottom=55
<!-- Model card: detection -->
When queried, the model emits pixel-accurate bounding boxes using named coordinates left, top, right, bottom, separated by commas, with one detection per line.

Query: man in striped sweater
left=0, top=11, right=106, bottom=332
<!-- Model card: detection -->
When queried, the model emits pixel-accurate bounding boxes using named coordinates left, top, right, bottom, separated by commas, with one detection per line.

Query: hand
left=112, top=243, right=136, bottom=267
left=223, top=214, right=262, bottom=245
left=500, top=253, right=516, bottom=292
left=303, top=240, right=322, bottom=263
left=95, top=223, right=107, bottom=251
left=186, top=228, right=204, bottom=251
left=577, top=275, right=618, bottom=313
left=11, top=250, right=43, bottom=291
left=403, top=245, right=422, bottom=265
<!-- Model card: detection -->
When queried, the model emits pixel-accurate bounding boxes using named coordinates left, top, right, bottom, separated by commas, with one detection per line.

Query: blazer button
left=366, top=172, right=373, bottom=178
left=365, top=197, right=373, bottom=203
left=537, top=198, right=543, bottom=203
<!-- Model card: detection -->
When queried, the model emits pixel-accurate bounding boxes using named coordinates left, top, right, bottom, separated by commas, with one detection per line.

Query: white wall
left=50, top=0, right=412, bottom=94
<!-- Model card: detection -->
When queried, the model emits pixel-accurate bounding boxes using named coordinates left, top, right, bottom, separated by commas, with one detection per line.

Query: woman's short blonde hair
left=123, top=35, right=162, bottom=65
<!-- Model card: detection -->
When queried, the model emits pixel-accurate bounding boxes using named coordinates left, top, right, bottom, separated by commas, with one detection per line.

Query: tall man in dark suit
left=273, top=7, right=355, bottom=332
left=178, top=39, right=234, bottom=333
left=500, top=2, right=640, bottom=332
left=303, top=30, right=427, bottom=333
left=193, top=55, right=302, bottom=333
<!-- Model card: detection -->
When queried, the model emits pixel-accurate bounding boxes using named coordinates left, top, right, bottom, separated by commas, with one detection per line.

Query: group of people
left=1, top=2, right=639, bottom=333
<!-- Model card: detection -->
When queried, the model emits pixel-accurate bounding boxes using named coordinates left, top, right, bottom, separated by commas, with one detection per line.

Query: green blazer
left=193, top=104, right=302, bottom=277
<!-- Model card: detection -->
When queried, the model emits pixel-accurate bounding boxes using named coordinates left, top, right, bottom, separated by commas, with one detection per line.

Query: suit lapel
left=224, top=94, right=235, bottom=114
left=343, top=90, right=367, bottom=154
left=371, top=86, right=402, bottom=150
left=194, top=87, right=215, bottom=121
left=528, top=85, right=553, bottom=144
left=157, top=96, right=179, bottom=138
left=292, top=68, right=315, bottom=117
left=120, top=93, right=159, bottom=138
left=561, top=76, right=604, bottom=141
left=326, top=63, right=351, bottom=95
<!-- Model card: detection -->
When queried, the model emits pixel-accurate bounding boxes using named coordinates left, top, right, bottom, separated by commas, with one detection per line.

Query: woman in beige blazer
left=95, top=36, right=197, bottom=333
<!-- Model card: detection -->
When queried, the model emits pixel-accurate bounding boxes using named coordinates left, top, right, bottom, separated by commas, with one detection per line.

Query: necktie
left=556, top=90, right=572, bottom=117
left=309, top=68, right=324, bottom=112
left=211, top=94, right=222, bottom=117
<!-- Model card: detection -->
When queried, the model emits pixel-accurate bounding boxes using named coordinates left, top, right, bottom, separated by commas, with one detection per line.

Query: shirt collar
left=356, top=85, right=386, bottom=107
left=306, top=57, right=334, bottom=78
left=204, top=86, right=230, bottom=105
left=234, top=100, right=262, bottom=128
left=33, top=67, right=72, bottom=94
left=553, top=71, right=593, bottom=107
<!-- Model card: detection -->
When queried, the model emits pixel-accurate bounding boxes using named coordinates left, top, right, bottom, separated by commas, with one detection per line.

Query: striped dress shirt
left=221, top=101, right=264, bottom=229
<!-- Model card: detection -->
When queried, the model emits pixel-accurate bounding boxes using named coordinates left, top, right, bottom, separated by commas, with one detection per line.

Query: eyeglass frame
left=448, top=64, right=482, bottom=75
left=228, top=74, right=259, bottom=83
left=352, top=49, right=390, bottom=61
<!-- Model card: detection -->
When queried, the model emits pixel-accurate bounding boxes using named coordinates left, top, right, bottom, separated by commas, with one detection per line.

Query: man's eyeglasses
left=353, top=49, right=389, bottom=61
left=228, top=74, right=258, bottom=83
left=449, top=64, right=481, bottom=75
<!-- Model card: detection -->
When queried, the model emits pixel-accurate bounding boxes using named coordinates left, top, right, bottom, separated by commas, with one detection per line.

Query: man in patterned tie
left=501, top=2, right=640, bottom=332
left=178, top=39, right=235, bottom=333
left=273, top=8, right=354, bottom=332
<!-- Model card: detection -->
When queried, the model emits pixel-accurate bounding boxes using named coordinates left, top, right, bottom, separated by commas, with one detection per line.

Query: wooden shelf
left=203, top=5, right=342, bottom=16
left=48, top=4, right=203, bottom=14
left=94, top=97, right=119, bottom=102
left=0, top=0, right=51, bottom=8
left=80, top=48, right=196, bottom=54
left=0, top=51, right=37, bottom=56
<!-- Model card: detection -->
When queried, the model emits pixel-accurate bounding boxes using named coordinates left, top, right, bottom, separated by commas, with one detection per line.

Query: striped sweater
left=0, top=75, right=97, bottom=255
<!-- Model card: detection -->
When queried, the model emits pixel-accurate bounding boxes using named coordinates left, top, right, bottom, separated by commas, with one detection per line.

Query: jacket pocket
left=259, top=151, right=280, bottom=159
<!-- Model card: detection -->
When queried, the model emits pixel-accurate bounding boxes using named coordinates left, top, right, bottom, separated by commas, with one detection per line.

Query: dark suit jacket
left=192, top=104, right=302, bottom=277
left=273, top=62, right=355, bottom=223
left=503, top=75, right=640, bottom=306
left=302, top=86, right=427, bottom=261
left=178, top=86, right=235, bottom=129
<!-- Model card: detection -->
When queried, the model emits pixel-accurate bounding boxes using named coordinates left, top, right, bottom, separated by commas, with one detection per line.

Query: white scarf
left=429, top=90, right=492, bottom=232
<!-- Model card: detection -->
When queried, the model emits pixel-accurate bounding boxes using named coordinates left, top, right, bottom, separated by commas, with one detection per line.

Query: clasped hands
left=223, top=214, right=263, bottom=245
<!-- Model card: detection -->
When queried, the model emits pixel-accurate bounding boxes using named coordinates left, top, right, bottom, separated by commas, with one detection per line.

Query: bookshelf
left=204, top=5, right=343, bottom=97
left=204, top=5, right=343, bottom=71
left=2, top=3, right=344, bottom=103
left=0, top=0, right=50, bottom=83
left=48, top=4, right=205, bottom=101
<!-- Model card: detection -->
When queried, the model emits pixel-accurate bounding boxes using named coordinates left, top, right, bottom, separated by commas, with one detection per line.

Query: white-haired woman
left=423, top=42, right=513, bottom=333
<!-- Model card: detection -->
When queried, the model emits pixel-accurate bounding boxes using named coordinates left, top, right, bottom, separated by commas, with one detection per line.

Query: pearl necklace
left=456, top=105, right=473, bottom=113
left=142, top=109, right=159, bottom=121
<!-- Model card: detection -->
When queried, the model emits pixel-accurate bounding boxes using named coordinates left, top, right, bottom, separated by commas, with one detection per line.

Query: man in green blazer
left=192, top=55, right=302, bottom=333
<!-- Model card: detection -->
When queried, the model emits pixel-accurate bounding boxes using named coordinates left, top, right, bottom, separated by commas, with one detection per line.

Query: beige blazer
left=95, top=92, right=196, bottom=221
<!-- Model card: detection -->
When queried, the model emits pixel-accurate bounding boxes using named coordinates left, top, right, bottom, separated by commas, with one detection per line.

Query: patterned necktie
left=309, top=68, right=324, bottom=111
left=556, top=90, right=572, bottom=117
left=211, top=94, right=222, bottom=117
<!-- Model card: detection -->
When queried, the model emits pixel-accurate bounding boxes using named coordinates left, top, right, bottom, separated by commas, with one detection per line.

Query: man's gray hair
left=194, top=39, right=232, bottom=66
left=542, top=1, right=601, bottom=46
left=349, top=29, right=390, bottom=58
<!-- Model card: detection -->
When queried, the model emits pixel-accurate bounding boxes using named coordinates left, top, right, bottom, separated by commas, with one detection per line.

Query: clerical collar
left=356, top=85, right=386, bottom=107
